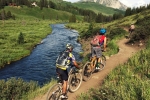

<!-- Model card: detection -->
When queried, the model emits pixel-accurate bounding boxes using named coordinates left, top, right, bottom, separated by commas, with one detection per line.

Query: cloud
left=119, top=0, right=148, bottom=8
left=134, top=0, right=146, bottom=7
left=119, top=0, right=133, bottom=7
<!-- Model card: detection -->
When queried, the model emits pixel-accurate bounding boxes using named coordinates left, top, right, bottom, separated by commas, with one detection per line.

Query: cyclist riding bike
left=90, top=28, right=107, bottom=70
left=56, top=43, right=80, bottom=99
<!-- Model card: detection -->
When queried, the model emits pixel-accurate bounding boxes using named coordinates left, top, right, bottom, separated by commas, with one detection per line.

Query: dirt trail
left=34, top=38, right=144, bottom=100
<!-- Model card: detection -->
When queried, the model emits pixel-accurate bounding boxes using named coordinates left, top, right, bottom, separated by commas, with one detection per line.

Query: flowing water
left=0, top=24, right=82, bottom=85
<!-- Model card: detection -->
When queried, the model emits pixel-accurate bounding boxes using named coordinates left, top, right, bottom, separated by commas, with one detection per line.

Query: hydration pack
left=56, top=50, right=69, bottom=68
left=90, top=35, right=105, bottom=46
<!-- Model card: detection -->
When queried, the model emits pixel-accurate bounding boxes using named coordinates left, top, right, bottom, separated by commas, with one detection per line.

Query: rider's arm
left=72, top=60, right=80, bottom=69
left=69, top=53, right=80, bottom=69
left=103, top=37, right=107, bottom=51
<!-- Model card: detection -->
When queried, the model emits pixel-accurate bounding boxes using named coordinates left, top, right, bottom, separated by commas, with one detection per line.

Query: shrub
left=131, top=16, right=150, bottom=42
left=0, top=77, right=39, bottom=100
left=108, top=27, right=126, bottom=40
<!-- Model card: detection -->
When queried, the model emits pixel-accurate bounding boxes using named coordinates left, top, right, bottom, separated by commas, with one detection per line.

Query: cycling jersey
left=56, top=52, right=75, bottom=70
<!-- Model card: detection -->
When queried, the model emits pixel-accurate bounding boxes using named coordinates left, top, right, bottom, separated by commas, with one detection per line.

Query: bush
left=108, top=27, right=126, bottom=40
left=131, top=16, right=150, bottom=42
left=0, top=77, right=39, bottom=100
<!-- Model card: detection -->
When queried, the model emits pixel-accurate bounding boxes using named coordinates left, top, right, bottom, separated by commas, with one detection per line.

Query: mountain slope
left=72, top=2, right=124, bottom=15
left=79, top=0, right=127, bottom=10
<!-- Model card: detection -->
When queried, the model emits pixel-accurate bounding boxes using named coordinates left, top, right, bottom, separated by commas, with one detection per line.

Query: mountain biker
left=56, top=43, right=80, bottom=99
left=91, top=28, right=107, bottom=70
left=129, top=24, right=135, bottom=38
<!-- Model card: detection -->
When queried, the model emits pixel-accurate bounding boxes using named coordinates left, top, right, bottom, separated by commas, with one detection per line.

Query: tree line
left=1, top=0, right=150, bottom=23
left=125, top=4, right=150, bottom=16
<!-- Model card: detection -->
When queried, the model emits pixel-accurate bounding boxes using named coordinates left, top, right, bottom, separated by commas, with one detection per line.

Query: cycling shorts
left=91, top=46, right=102, bottom=58
left=56, top=67, right=68, bottom=81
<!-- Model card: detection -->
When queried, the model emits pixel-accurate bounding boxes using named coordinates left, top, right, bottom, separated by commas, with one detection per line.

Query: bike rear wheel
left=82, top=62, right=93, bottom=82
left=68, top=72, right=82, bottom=93
left=46, top=83, right=62, bottom=100
left=99, top=55, right=106, bottom=70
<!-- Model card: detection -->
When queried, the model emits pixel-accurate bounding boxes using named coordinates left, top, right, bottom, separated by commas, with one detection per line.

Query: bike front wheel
left=68, top=72, right=82, bottom=93
left=82, top=62, right=92, bottom=82
left=46, top=83, right=62, bottom=100
left=99, top=55, right=106, bottom=70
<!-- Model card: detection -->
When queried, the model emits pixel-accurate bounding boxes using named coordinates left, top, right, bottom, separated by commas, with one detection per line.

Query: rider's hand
left=78, top=69, right=82, bottom=73
left=75, top=68, right=82, bottom=73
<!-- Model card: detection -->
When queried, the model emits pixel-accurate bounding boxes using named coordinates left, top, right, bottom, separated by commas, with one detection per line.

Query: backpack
left=56, top=50, right=69, bottom=68
left=91, top=35, right=105, bottom=46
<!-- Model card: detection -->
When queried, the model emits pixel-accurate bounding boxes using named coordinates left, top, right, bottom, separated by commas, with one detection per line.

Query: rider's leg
left=90, top=46, right=97, bottom=71
left=56, top=68, right=68, bottom=98
left=61, top=70, right=68, bottom=99
left=95, top=58, right=101, bottom=69
left=95, top=47, right=102, bottom=69
left=90, top=56, right=97, bottom=70
left=62, top=80, right=68, bottom=95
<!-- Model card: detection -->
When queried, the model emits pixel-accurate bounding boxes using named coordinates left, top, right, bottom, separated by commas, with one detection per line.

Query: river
left=0, top=24, right=83, bottom=86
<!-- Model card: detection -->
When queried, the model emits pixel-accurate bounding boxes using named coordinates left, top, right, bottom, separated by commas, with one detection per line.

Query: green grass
left=0, top=19, right=57, bottom=68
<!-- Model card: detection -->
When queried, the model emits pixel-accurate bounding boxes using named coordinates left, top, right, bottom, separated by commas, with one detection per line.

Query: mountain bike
left=82, top=53, right=106, bottom=82
left=46, top=66, right=82, bottom=100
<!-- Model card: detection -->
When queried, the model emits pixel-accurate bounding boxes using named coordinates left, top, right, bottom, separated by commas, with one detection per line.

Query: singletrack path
left=34, top=38, right=144, bottom=100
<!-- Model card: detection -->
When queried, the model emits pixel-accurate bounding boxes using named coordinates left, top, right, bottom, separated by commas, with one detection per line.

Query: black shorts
left=56, top=67, right=68, bottom=81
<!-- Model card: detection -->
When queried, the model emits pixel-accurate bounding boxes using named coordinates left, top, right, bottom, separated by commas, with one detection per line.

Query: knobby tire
left=82, top=62, right=93, bottom=82
left=99, top=55, right=106, bottom=70
left=46, top=83, right=62, bottom=100
left=68, top=72, right=82, bottom=93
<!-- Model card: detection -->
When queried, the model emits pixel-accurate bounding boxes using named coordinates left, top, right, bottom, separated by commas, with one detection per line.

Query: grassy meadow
left=0, top=19, right=53, bottom=68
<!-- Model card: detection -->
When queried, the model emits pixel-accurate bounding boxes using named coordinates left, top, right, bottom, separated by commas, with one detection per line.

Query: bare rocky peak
left=79, top=0, right=128, bottom=10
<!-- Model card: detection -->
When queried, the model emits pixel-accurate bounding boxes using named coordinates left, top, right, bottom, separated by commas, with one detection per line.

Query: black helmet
left=66, top=43, right=73, bottom=50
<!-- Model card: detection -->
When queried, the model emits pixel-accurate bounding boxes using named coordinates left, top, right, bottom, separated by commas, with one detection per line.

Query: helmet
left=66, top=43, right=73, bottom=50
left=100, top=28, right=106, bottom=34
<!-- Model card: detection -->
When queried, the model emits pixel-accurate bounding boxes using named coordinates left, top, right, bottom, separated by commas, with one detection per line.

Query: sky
left=63, top=0, right=150, bottom=8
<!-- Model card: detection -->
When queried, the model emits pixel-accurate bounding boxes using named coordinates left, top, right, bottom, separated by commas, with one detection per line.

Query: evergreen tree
left=49, top=0, right=56, bottom=9
left=18, top=32, right=24, bottom=44
left=95, top=13, right=103, bottom=23
left=7, top=11, right=12, bottom=19
left=69, top=14, right=76, bottom=23
left=125, top=7, right=132, bottom=16
left=1, top=10, right=6, bottom=20
left=40, top=0, right=44, bottom=10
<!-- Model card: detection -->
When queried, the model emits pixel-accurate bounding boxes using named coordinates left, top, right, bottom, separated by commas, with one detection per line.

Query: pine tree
left=18, top=32, right=24, bottom=44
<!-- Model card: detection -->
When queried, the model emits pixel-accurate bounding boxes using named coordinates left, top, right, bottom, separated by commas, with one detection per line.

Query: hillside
left=79, top=0, right=127, bottom=10
left=2, top=6, right=82, bottom=20
left=72, top=2, right=124, bottom=15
